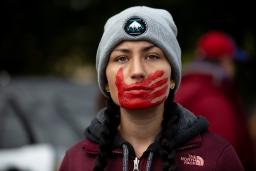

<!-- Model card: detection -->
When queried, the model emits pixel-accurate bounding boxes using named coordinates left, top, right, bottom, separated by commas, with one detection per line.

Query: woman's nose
left=129, top=58, right=146, bottom=81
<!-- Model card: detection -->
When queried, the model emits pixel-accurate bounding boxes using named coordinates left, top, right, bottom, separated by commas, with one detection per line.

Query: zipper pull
left=133, top=157, right=140, bottom=171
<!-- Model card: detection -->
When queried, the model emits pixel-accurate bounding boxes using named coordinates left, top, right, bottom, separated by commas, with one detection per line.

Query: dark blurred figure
left=175, top=30, right=255, bottom=170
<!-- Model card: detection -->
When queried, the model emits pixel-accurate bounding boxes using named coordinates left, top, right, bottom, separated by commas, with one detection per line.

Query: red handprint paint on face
left=116, top=68, right=168, bottom=109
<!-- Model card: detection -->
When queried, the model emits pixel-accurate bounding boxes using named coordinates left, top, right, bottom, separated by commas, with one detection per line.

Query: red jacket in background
left=175, top=61, right=255, bottom=170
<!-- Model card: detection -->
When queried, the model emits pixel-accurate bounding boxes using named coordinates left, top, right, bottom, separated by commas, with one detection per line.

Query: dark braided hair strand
left=158, top=91, right=180, bottom=171
left=93, top=97, right=120, bottom=171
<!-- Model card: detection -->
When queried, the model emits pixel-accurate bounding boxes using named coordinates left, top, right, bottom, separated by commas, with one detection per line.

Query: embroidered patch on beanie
left=124, top=17, right=147, bottom=36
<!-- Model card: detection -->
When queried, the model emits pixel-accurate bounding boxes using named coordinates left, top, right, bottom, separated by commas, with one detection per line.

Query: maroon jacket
left=175, top=61, right=255, bottom=169
left=59, top=105, right=244, bottom=171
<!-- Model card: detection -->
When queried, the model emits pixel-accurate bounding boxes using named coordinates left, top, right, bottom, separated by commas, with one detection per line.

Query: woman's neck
left=119, top=103, right=164, bottom=157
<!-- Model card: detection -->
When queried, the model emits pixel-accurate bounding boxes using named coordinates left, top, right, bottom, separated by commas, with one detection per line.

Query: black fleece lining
left=84, top=104, right=208, bottom=151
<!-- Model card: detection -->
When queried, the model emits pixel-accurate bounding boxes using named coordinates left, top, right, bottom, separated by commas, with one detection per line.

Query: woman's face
left=106, top=41, right=172, bottom=110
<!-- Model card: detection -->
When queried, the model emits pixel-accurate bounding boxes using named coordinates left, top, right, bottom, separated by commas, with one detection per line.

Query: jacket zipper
left=133, top=157, right=140, bottom=171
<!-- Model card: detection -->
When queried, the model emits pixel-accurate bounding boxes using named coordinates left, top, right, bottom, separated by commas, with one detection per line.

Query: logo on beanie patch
left=124, top=17, right=147, bottom=36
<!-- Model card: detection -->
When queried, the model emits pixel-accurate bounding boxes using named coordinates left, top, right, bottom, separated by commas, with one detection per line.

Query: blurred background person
left=175, top=30, right=255, bottom=170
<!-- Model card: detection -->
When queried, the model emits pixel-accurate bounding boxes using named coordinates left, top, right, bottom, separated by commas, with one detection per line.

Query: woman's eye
left=115, top=56, right=129, bottom=63
left=145, top=55, right=160, bottom=61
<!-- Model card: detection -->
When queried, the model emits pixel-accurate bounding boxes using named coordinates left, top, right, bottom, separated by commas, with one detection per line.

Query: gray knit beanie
left=96, top=6, right=181, bottom=97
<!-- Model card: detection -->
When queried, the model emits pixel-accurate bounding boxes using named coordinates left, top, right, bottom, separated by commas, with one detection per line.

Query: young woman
left=59, top=6, right=244, bottom=171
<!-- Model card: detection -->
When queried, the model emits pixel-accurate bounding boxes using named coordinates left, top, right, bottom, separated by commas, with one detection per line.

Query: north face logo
left=124, top=17, right=147, bottom=36
left=180, top=154, right=204, bottom=166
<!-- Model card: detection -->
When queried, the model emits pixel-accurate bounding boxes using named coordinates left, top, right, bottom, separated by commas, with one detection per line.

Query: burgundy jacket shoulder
left=59, top=131, right=244, bottom=171
left=177, top=131, right=244, bottom=171
left=58, top=139, right=99, bottom=171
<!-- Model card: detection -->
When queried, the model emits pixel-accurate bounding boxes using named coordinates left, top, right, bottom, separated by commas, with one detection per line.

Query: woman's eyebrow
left=112, top=48, right=130, bottom=53
left=141, top=45, right=156, bottom=52
left=112, top=44, right=156, bottom=53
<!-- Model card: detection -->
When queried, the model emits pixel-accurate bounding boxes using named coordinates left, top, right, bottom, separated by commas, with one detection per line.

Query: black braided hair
left=93, top=97, right=120, bottom=171
left=158, top=91, right=180, bottom=171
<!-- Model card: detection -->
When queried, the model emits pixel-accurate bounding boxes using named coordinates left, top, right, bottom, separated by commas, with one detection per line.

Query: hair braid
left=159, top=91, right=180, bottom=171
left=93, top=97, right=120, bottom=171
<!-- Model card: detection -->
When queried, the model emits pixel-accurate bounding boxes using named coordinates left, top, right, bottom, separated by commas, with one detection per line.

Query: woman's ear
left=105, top=84, right=110, bottom=92
left=170, top=80, right=175, bottom=90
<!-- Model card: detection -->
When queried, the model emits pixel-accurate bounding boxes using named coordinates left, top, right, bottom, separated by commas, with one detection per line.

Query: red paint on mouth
left=116, top=68, right=168, bottom=109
